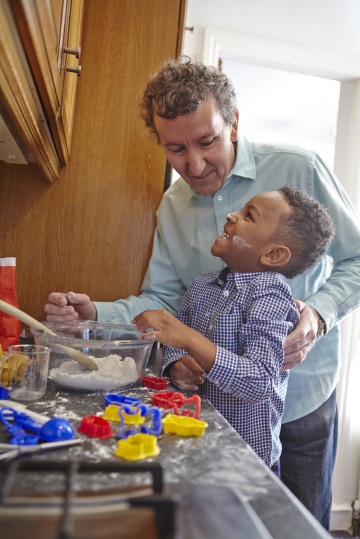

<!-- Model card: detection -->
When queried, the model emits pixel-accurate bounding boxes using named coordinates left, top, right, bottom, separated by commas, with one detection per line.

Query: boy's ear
left=260, top=244, right=291, bottom=269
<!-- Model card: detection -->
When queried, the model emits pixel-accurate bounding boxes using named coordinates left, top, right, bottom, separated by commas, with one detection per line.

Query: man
left=45, top=57, right=360, bottom=530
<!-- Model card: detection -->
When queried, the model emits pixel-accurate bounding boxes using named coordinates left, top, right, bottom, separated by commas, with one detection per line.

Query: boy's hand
left=169, top=356, right=206, bottom=391
left=132, top=310, right=192, bottom=349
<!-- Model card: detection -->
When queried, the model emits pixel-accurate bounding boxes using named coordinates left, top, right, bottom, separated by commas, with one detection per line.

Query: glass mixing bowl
left=32, top=321, right=153, bottom=392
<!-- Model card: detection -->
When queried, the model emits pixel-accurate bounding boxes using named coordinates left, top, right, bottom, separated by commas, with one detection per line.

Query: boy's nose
left=226, top=212, right=238, bottom=223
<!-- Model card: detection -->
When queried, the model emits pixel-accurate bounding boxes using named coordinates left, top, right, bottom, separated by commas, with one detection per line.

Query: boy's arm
left=132, top=309, right=217, bottom=369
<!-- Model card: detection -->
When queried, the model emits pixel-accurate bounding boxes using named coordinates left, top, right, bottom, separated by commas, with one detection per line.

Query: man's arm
left=283, top=156, right=360, bottom=369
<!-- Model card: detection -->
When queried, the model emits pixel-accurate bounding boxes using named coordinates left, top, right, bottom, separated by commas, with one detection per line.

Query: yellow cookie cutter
left=162, top=414, right=208, bottom=436
left=114, top=433, right=160, bottom=461
left=103, top=404, right=145, bottom=424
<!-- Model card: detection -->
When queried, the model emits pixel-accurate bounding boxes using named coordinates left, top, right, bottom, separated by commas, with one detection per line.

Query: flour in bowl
left=49, top=355, right=138, bottom=391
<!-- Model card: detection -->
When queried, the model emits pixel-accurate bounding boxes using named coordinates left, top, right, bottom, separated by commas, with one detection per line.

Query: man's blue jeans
left=280, top=390, right=338, bottom=531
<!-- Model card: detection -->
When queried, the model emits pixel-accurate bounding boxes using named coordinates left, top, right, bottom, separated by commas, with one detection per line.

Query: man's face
left=153, top=97, right=239, bottom=196
left=211, top=191, right=292, bottom=273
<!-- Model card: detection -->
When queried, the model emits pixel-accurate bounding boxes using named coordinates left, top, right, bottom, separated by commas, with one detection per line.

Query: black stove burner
left=0, top=460, right=176, bottom=539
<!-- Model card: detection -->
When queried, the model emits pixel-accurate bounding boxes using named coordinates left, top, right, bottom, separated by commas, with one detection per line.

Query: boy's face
left=153, top=96, right=238, bottom=196
left=211, top=191, right=291, bottom=273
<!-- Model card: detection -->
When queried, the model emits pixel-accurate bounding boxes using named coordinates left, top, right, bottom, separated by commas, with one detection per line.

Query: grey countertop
left=0, top=348, right=330, bottom=539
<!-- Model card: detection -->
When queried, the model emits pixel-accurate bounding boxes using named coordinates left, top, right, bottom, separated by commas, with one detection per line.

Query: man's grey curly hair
left=141, top=56, right=238, bottom=142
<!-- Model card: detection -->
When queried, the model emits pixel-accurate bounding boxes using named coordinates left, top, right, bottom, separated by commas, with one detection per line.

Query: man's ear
left=260, top=244, right=291, bottom=269
left=230, top=110, right=239, bottom=142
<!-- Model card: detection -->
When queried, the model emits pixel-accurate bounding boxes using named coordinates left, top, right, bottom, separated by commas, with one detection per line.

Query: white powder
left=49, top=355, right=138, bottom=391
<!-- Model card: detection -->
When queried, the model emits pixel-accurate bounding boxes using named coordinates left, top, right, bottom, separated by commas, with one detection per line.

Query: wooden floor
left=331, top=530, right=356, bottom=538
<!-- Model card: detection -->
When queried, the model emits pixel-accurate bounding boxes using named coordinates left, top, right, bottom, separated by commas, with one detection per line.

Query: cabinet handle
left=66, top=65, right=82, bottom=76
left=64, top=46, right=81, bottom=59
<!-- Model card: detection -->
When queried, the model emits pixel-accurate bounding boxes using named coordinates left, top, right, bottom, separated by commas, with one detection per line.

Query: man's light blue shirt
left=95, top=135, right=360, bottom=423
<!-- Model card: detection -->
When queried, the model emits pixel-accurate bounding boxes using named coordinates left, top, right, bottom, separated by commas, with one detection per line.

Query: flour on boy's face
left=222, top=224, right=253, bottom=250
left=211, top=191, right=292, bottom=273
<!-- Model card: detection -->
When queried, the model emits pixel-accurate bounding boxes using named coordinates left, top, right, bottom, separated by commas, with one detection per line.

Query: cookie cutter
left=162, top=414, right=208, bottom=437
left=0, top=407, right=75, bottom=445
left=141, top=376, right=169, bottom=390
left=152, top=391, right=201, bottom=419
left=78, top=415, right=113, bottom=439
left=118, top=403, right=162, bottom=439
left=103, top=394, right=141, bottom=407
left=114, top=433, right=160, bottom=461
left=151, top=391, right=183, bottom=409
left=0, top=386, right=8, bottom=400
left=103, top=404, right=145, bottom=425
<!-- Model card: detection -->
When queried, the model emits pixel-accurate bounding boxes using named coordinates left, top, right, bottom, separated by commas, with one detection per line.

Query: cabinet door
left=10, top=0, right=83, bottom=164
left=61, top=0, right=84, bottom=154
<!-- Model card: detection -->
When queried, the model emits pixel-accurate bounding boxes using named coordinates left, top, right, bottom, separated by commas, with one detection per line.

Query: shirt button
left=223, top=290, right=230, bottom=297
left=217, top=195, right=223, bottom=201
left=209, top=324, right=214, bottom=330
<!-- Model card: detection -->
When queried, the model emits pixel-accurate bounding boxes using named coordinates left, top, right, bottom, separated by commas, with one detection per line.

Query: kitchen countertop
left=0, top=348, right=330, bottom=539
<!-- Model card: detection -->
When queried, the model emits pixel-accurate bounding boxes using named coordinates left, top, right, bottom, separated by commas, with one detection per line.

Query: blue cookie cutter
left=118, top=403, right=162, bottom=439
left=104, top=394, right=141, bottom=407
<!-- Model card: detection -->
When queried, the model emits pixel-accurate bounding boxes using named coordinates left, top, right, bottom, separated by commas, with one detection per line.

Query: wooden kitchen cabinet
left=10, top=0, right=85, bottom=165
left=0, top=0, right=186, bottom=323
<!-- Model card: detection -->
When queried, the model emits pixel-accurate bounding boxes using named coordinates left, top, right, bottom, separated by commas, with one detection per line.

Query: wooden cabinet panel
left=10, top=0, right=84, bottom=164
left=61, top=0, right=84, bottom=152
left=0, top=0, right=60, bottom=182
left=0, top=0, right=186, bottom=323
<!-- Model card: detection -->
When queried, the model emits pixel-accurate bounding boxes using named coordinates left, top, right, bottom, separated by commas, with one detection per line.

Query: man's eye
left=201, top=139, right=214, bottom=147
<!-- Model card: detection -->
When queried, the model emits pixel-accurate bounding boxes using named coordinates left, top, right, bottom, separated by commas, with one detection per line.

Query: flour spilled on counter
left=49, top=355, right=138, bottom=391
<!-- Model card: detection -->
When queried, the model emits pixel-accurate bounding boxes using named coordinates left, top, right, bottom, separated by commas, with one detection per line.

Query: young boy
left=133, top=186, right=335, bottom=472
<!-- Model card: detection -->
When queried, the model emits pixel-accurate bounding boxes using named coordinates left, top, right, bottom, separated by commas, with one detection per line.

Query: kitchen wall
left=0, top=0, right=184, bottom=322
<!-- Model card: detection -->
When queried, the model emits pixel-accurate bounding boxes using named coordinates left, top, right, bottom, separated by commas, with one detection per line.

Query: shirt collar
left=213, top=268, right=285, bottom=289
left=229, top=134, right=256, bottom=181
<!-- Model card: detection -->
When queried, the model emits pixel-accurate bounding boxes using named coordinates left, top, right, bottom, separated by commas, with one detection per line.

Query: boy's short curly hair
left=276, top=185, right=336, bottom=279
left=141, top=56, right=238, bottom=142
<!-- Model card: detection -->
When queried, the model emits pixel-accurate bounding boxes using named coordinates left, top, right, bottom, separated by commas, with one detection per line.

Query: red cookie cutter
left=152, top=391, right=201, bottom=419
left=152, top=391, right=183, bottom=409
left=141, top=376, right=169, bottom=390
left=78, top=415, right=113, bottom=439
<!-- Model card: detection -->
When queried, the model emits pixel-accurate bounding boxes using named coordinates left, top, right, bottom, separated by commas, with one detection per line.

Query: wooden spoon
left=0, top=300, right=98, bottom=371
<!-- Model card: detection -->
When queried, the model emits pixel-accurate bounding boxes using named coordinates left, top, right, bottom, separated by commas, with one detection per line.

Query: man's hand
left=44, top=292, right=97, bottom=322
left=169, top=356, right=206, bottom=391
left=282, top=300, right=320, bottom=371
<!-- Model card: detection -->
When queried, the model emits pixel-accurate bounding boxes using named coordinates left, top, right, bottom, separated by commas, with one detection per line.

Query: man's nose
left=187, top=150, right=206, bottom=175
